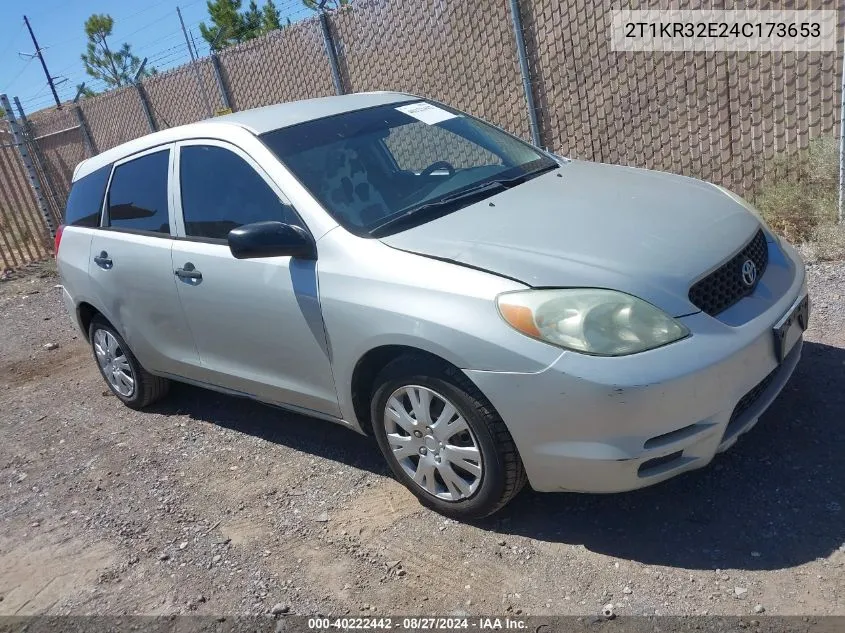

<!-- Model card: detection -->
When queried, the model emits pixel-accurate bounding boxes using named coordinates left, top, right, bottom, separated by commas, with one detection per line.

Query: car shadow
left=147, top=341, right=843, bottom=571
left=476, top=340, right=845, bottom=571
left=147, top=383, right=389, bottom=478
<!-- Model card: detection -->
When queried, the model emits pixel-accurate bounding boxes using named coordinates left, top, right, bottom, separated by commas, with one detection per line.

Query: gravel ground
left=0, top=260, right=843, bottom=619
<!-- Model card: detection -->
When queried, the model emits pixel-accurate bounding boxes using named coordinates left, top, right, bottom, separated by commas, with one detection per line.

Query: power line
left=110, top=0, right=209, bottom=48
left=132, top=27, right=190, bottom=52
left=115, top=12, right=175, bottom=42
left=12, top=0, right=333, bottom=112
left=0, top=20, right=26, bottom=60
left=31, top=0, right=189, bottom=51
left=114, top=0, right=182, bottom=23
left=19, top=82, right=52, bottom=106
left=0, top=57, right=35, bottom=94
left=146, top=42, right=191, bottom=65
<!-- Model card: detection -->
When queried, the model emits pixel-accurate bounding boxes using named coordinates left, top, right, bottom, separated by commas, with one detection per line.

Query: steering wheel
left=420, top=160, right=456, bottom=178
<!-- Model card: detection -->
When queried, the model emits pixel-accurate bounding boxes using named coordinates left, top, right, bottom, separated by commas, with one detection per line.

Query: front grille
left=724, top=365, right=778, bottom=438
left=689, top=229, right=769, bottom=316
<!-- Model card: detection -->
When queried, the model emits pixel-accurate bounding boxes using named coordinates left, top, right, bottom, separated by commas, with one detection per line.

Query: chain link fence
left=0, top=121, right=52, bottom=274
left=520, top=0, right=843, bottom=193
left=1, top=0, right=843, bottom=269
left=217, top=20, right=336, bottom=110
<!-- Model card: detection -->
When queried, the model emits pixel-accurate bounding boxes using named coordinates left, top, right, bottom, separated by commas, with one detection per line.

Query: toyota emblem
left=741, top=259, right=757, bottom=287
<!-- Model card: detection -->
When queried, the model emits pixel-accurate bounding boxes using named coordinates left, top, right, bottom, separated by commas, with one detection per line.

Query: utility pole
left=22, top=15, right=62, bottom=109
left=177, top=7, right=195, bottom=62
left=177, top=6, right=213, bottom=117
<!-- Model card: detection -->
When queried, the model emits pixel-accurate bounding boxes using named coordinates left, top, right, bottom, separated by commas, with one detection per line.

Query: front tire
left=89, top=316, right=170, bottom=409
left=370, top=354, right=526, bottom=519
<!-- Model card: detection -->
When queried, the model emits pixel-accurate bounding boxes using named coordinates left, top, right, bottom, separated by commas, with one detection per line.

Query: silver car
left=57, top=91, right=808, bottom=518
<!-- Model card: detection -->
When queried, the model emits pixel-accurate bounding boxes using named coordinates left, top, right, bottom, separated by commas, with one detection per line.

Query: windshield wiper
left=370, top=180, right=509, bottom=237
left=369, top=164, right=559, bottom=237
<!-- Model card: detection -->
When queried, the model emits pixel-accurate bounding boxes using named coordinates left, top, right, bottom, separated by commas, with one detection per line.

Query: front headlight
left=497, top=289, right=690, bottom=356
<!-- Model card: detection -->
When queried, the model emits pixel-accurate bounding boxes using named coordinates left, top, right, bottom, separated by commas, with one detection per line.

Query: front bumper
left=465, top=239, right=808, bottom=493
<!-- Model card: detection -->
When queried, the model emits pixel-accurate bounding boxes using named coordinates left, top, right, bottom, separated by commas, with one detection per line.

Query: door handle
left=93, top=251, right=113, bottom=269
left=175, top=263, right=202, bottom=281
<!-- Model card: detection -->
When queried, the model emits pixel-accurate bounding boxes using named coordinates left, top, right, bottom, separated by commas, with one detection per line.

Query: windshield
left=260, top=100, right=558, bottom=236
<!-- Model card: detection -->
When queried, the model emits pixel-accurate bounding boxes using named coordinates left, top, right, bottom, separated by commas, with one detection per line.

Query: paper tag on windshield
left=395, top=102, right=457, bottom=125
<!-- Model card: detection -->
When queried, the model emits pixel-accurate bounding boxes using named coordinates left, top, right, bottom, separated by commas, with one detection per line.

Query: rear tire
left=89, top=316, right=170, bottom=409
left=370, top=354, right=526, bottom=519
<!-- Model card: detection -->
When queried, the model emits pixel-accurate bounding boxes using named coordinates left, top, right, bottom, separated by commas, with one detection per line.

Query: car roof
left=215, top=91, right=416, bottom=132
left=73, top=91, right=417, bottom=180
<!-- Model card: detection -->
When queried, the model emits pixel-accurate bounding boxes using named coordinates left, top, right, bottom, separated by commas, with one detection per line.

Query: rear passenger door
left=170, top=140, right=340, bottom=417
left=88, top=145, right=200, bottom=378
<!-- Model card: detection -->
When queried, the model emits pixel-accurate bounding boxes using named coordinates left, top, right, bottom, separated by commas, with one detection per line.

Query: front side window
left=179, top=145, right=299, bottom=241
left=65, top=165, right=111, bottom=227
left=106, top=150, right=171, bottom=234
left=260, top=100, right=557, bottom=236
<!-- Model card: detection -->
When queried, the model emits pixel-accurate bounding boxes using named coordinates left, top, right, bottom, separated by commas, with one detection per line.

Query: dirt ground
left=0, top=261, right=843, bottom=619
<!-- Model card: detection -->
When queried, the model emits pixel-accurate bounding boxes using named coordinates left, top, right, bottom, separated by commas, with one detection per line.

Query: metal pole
left=136, top=83, right=157, bottom=132
left=210, top=53, right=232, bottom=113
left=507, top=0, right=541, bottom=147
left=1, top=93, right=56, bottom=237
left=13, top=96, right=62, bottom=224
left=72, top=83, right=96, bottom=156
left=839, top=44, right=845, bottom=223
left=178, top=6, right=213, bottom=117
left=23, top=15, right=62, bottom=110
left=189, top=30, right=201, bottom=60
left=178, top=7, right=195, bottom=62
left=132, top=57, right=157, bottom=132
left=73, top=105, right=95, bottom=157
left=319, top=11, right=344, bottom=96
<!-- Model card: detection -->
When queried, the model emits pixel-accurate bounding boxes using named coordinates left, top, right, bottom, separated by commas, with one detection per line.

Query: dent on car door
left=170, top=141, right=340, bottom=417
left=88, top=146, right=200, bottom=377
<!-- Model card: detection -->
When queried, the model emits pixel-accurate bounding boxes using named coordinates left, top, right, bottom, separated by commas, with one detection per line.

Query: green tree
left=243, top=0, right=263, bottom=36
left=75, top=83, right=98, bottom=99
left=81, top=14, right=153, bottom=88
left=200, top=0, right=287, bottom=49
left=199, top=0, right=248, bottom=51
left=262, top=0, right=282, bottom=32
left=302, top=0, right=349, bottom=11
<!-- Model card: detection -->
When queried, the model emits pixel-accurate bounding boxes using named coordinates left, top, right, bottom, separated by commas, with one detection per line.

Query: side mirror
left=227, top=221, right=316, bottom=260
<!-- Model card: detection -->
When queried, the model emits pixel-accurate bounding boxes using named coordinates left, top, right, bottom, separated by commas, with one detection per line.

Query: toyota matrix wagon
left=57, top=91, right=808, bottom=518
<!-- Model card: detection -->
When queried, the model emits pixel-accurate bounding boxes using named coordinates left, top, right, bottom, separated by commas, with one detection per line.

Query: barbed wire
left=1, top=57, right=36, bottom=95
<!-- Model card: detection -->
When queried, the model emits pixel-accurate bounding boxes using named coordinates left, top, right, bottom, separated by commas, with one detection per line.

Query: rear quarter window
left=64, top=165, right=112, bottom=228
left=106, top=150, right=171, bottom=235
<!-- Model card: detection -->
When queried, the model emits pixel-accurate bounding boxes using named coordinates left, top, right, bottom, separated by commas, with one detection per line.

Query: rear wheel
left=89, top=316, right=169, bottom=409
left=370, top=354, right=526, bottom=519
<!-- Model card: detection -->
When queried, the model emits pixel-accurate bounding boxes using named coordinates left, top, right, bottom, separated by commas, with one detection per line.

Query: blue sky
left=0, top=0, right=315, bottom=114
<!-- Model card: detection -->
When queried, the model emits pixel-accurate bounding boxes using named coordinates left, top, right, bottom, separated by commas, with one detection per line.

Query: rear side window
left=106, top=150, right=171, bottom=235
left=179, top=144, right=300, bottom=240
left=64, top=165, right=111, bottom=227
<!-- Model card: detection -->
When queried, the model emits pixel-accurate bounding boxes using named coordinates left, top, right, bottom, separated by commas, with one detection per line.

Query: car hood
left=379, top=160, right=764, bottom=317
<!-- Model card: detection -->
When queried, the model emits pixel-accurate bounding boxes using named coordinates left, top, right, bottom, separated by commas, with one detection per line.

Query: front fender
left=316, top=231, right=563, bottom=427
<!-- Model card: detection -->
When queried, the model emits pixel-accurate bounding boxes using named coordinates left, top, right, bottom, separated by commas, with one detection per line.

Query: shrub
left=751, top=136, right=839, bottom=244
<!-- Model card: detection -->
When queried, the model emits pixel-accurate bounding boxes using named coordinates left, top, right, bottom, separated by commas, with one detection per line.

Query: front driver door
left=169, top=140, right=340, bottom=418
